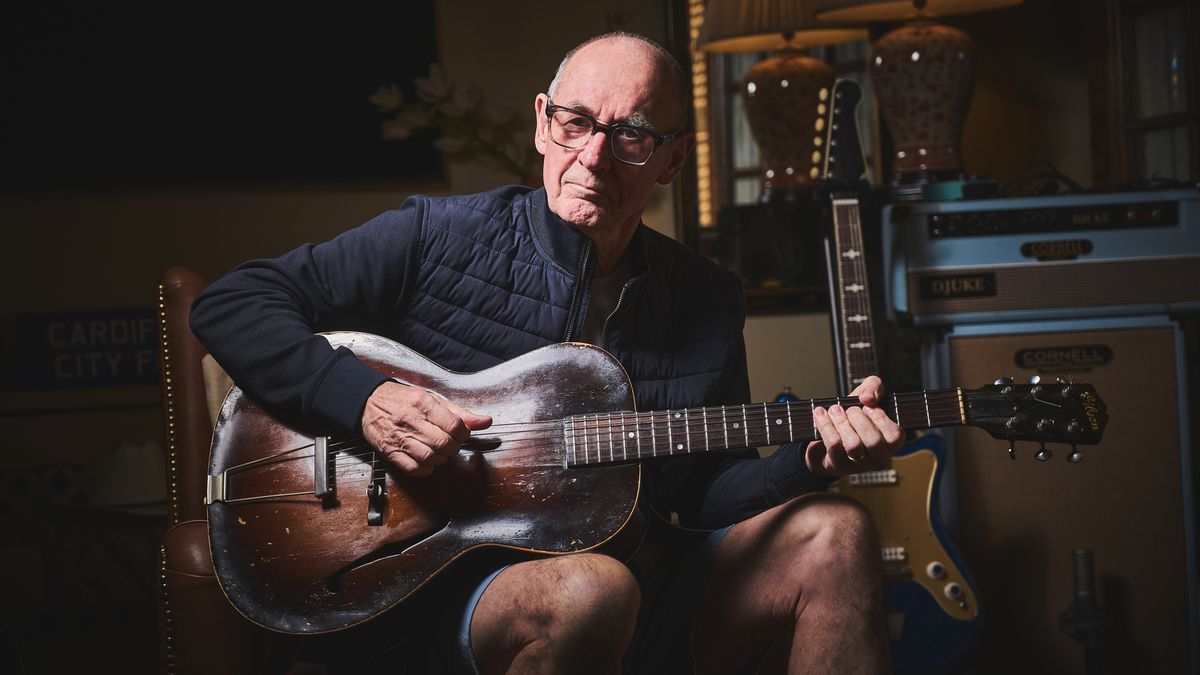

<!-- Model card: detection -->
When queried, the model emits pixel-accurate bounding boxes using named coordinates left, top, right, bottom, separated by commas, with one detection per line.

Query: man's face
left=534, top=39, right=692, bottom=240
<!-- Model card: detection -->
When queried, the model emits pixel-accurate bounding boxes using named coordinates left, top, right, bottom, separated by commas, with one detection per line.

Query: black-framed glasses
left=544, top=102, right=682, bottom=166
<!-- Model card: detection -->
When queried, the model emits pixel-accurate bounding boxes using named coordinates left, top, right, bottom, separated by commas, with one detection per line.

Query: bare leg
left=693, top=493, right=890, bottom=675
left=470, top=553, right=640, bottom=675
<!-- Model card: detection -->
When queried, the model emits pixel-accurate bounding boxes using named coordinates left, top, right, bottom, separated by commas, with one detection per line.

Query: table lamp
left=815, top=0, right=1022, bottom=191
left=696, top=0, right=867, bottom=198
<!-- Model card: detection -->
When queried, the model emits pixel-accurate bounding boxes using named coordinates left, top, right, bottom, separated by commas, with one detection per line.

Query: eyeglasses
left=544, top=102, right=682, bottom=166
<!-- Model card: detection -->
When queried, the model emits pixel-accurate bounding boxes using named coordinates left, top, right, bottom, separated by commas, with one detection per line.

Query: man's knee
left=781, top=494, right=881, bottom=569
left=547, top=553, right=641, bottom=627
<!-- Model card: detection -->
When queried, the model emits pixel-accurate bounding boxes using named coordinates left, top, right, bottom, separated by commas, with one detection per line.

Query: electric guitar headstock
left=963, top=379, right=1109, bottom=462
left=821, top=78, right=868, bottom=193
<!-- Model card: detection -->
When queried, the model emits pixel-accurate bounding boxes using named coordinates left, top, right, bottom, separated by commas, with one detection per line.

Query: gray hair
left=547, top=31, right=689, bottom=131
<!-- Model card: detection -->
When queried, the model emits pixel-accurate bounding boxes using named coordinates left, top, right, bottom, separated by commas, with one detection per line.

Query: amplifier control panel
left=884, top=188, right=1200, bottom=324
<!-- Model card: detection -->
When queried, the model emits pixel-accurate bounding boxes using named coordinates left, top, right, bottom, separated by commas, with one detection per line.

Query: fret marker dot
left=733, top=423, right=740, bottom=429
left=775, top=419, right=783, bottom=425
left=628, top=432, right=635, bottom=438
left=676, top=443, right=684, bottom=450
left=674, top=412, right=681, bottom=418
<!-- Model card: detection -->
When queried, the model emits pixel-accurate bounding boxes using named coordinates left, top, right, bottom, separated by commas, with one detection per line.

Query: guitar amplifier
left=882, top=188, right=1200, bottom=325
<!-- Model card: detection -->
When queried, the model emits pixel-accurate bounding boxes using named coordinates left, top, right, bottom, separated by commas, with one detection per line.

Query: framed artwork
left=1, top=4, right=442, bottom=189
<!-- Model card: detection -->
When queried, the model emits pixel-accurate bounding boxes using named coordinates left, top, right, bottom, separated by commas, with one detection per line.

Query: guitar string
left=234, top=395, right=974, bottom=471
left=279, top=401, right=971, bottom=477
left=215, top=382, right=1073, bottom=497
left=216, top=407, right=1021, bottom=498
left=218, top=391, right=1006, bottom=486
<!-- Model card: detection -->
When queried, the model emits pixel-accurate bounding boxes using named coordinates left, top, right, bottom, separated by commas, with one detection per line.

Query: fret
left=567, top=418, right=576, bottom=466
left=685, top=409, right=692, bottom=453
left=722, top=406, right=729, bottom=449
left=786, top=400, right=794, bottom=442
left=624, top=413, right=633, bottom=458
left=702, top=407, right=710, bottom=451
left=580, top=416, right=590, bottom=464
left=763, top=403, right=770, bottom=444
left=923, top=391, right=932, bottom=427
left=893, top=393, right=901, bottom=428
left=605, top=413, right=613, bottom=462
left=650, top=412, right=657, bottom=457
left=667, top=410, right=673, bottom=454
left=595, top=415, right=604, bottom=461
left=741, top=404, right=750, bottom=446
left=634, top=413, right=642, bottom=458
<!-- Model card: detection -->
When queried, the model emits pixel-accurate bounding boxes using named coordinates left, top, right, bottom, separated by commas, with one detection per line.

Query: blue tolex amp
left=882, top=187, right=1200, bottom=325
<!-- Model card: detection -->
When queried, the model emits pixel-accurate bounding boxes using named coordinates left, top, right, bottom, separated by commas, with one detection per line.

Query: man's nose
left=577, top=129, right=611, bottom=169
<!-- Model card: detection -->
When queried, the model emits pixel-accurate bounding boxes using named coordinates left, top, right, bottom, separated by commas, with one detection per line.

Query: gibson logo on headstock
left=1015, top=345, right=1112, bottom=374
left=1080, top=390, right=1102, bottom=432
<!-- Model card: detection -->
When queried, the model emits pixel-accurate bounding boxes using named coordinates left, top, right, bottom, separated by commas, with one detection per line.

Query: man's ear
left=656, top=132, right=695, bottom=185
left=533, top=94, right=549, bottom=156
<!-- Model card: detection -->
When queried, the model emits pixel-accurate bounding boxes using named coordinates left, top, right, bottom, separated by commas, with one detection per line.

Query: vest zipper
left=562, top=239, right=592, bottom=342
left=600, top=278, right=633, bottom=348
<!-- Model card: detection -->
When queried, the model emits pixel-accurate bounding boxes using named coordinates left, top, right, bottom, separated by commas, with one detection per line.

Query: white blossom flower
left=368, top=84, right=404, bottom=112
left=381, top=118, right=412, bottom=141
left=415, top=63, right=451, bottom=104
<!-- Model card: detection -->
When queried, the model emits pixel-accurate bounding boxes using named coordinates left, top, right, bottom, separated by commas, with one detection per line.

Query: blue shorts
left=444, top=525, right=734, bottom=674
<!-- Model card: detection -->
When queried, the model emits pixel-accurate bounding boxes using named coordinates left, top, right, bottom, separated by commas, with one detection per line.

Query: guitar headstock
left=821, top=78, right=867, bottom=187
left=964, top=381, right=1108, bottom=460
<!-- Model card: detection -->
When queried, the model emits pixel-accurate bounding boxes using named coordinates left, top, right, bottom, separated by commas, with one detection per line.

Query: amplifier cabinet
left=883, top=188, right=1200, bottom=325
left=923, top=316, right=1197, bottom=675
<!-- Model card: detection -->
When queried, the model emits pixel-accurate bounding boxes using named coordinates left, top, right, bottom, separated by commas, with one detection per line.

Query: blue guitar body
left=879, top=434, right=981, bottom=674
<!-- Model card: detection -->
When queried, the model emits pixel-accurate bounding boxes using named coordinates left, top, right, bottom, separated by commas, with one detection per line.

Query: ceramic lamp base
left=742, top=51, right=836, bottom=199
left=870, top=18, right=975, bottom=186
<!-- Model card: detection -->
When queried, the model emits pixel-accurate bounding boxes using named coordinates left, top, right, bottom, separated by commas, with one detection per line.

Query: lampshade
left=697, top=0, right=867, bottom=52
left=815, top=0, right=1022, bottom=22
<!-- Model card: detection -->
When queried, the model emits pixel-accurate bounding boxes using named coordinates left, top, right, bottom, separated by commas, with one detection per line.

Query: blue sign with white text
left=3, top=309, right=159, bottom=390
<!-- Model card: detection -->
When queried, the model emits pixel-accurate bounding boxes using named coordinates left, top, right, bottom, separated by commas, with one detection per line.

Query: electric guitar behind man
left=818, top=78, right=982, bottom=675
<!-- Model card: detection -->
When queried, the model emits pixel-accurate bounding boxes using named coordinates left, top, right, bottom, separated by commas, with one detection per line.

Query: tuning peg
left=1028, top=375, right=1042, bottom=385
left=1035, top=444, right=1053, bottom=461
left=1008, top=441, right=1016, bottom=460
left=994, top=377, right=1013, bottom=385
left=1068, top=446, right=1084, bottom=463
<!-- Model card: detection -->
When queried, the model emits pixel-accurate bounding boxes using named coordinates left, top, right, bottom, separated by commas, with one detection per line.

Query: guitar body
left=835, top=434, right=981, bottom=674
left=208, top=333, right=642, bottom=637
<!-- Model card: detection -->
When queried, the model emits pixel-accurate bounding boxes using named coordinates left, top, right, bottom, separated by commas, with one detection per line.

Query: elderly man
left=192, top=31, right=901, bottom=674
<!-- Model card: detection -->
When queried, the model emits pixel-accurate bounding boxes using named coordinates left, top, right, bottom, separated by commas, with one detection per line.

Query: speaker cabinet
left=939, top=317, right=1197, bottom=674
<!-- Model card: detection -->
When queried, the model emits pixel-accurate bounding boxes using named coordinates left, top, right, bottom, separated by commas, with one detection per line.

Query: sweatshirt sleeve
left=189, top=197, right=427, bottom=433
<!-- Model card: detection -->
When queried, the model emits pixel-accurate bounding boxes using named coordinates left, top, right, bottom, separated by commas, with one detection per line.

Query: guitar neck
left=830, top=196, right=879, bottom=392
left=565, top=389, right=965, bottom=467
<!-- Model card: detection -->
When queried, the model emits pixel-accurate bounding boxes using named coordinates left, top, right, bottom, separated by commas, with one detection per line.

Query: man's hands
left=361, top=381, right=492, bottom=477
left=804, top=375, right=904, bottom=478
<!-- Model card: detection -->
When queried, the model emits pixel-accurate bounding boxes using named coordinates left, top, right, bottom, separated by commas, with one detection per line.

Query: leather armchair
left=155, top=266, right=292, bottom=675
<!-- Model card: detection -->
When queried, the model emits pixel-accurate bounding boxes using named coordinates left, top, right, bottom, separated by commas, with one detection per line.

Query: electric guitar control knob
left=926, top=561, right=946, bottom=580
